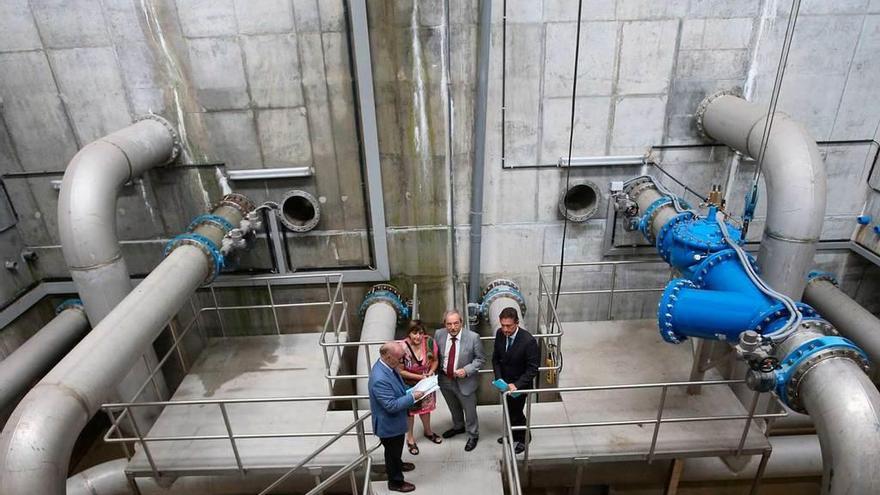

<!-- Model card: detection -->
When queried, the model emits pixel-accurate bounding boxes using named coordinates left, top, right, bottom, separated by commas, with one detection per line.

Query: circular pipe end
left=558, top=181, right=601, bottom=223
left=479, top=279, right=527, bottom=321
left=359, top=284, right=410, bottom=322
left=279, top=190, right=321, bottom=233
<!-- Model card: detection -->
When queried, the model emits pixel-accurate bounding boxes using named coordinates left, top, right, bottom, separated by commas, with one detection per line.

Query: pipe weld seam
left=67, top=252, right=125, bottom=271
left=763, top=230, right=819, bottom=244
left=32, top=382, right=94, bottom=418
left=101, top=139, right=136, bottom=183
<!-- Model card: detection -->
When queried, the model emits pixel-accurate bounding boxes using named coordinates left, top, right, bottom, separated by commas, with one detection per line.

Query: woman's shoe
left=407, top=442, right=419, bottom=455
left=424, top=432, right=442, bottom=444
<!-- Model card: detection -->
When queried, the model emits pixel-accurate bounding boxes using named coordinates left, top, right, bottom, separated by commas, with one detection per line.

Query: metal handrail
left=300, top=442, right=382, bottom=495
left=500, top=379, right=787, bottom=495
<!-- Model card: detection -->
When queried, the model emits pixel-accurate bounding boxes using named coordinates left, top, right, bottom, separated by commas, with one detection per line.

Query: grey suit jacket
left=435, top=328, right=486, bottom=396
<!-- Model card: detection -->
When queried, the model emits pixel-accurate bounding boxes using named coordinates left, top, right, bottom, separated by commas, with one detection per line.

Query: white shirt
left=442, top=332, right=462, bottom=374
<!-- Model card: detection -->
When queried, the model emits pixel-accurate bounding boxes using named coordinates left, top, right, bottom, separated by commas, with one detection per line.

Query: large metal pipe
left=58, top=116, right=180, bottom=426
left=0, top=301, right=89, bottom=425
left=800, top=358, right=880, bottom=494
left=355, top=285, right=408, bottom=408
left=467, top=0, right=492, bottom=306
left=0, top=196, right=250, bottom=495
left=697, top=93, right=826, bottom=299
left=682, top=435, right=821, bottom=481
left=67, top=459, right=314, bottom=495
left=803, top=276, right=880, bottom=365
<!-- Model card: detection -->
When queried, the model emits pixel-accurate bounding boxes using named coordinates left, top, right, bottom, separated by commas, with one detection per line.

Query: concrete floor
left=126, top=320, right=770, bottom=493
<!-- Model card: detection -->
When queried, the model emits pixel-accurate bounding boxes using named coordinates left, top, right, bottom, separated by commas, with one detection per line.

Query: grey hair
left=442, top=309, right=463, bottom=324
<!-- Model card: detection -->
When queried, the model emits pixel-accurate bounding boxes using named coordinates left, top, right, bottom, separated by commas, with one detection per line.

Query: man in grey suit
left=435, top=309, right=485, bottom=451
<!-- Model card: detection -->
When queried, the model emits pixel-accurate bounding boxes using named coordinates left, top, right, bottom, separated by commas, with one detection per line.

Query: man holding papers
left=492, top=307, right=539, bottom=454
left=369, top=342, right=425, bottom=493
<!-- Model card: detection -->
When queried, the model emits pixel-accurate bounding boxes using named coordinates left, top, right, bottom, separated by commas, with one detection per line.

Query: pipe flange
left=694, top=90, right=740, bottom=140
left=215, top=193, right=256, bottom=217
left=188, top=213, right=236, bottom=234
left=622, top=177, right=655, bottom=199
left=750, top=302, right=820, bottom=335
left=558, top=181, right=601, bottom=222
left=479, top=279, right=527, bottom=322
left=55, top=298, right=84, bottom=314
left=639, top=197, right=674, bottom=242
left=278, top=189, right=321, bottom=233
left=806, top=270, right=839, bottom=287
left=657, top=278, right=696, bottom=344
left=775, top=334, right=869, bottom=413
left=690, top=249, right=756, bottom=287
left=359, top=284, right=410, bottom=322
left=655, top=211, right=696, bottom=263
left=164, top=233, right=224, bottom=284
left=134, top=114, right=181, bottom=165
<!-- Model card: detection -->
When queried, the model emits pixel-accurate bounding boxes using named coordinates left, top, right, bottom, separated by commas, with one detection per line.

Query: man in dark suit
left=435, top=309, right=485, bottom=451
left=492, top=307, right=539, bottom=454
left=369, top=342, right=425, bottom=492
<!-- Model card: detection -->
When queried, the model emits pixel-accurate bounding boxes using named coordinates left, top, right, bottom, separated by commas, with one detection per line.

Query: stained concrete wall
left=1, top=0, right=880, bottom=335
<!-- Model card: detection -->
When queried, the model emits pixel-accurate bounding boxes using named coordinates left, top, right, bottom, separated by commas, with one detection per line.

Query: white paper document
left=409, top=375, right=439, bottom=401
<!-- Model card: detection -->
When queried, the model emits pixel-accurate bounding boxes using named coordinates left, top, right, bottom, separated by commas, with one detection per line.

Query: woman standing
left=398, top=320, right=442, bottom=454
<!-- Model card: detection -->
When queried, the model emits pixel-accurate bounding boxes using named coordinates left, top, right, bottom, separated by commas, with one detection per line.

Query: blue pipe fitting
left=55, top=298, right=84, bottom=314
left=164, top=233, right=224, bottom=284
left=775, top=334, right=868, bottom=412
left=479, top=279, right=527, bottom=322
left=873, top=225, right=880, bottom=235
left=806, top=270, right=838, bottom=287
left=638, top=197, right=674, bottom=241
left=188, top=214, right=236, bottom=234
left=359, top=285, right=410, bottom=322
left=857, top=215, right=872, bottom=225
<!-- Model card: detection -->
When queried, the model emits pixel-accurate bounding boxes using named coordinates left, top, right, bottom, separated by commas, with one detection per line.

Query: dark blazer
left=492, top=327, right=540, bottom=390
left=368, top=360, right=415, bottom=438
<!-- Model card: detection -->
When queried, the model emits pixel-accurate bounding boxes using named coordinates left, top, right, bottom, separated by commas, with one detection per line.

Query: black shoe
left=388, top=481, right=416, bottom=492
left=442, top=427, right=466, bottom=438
left=514, top=442, right=525, bottom=454
left=465, top=437, right=479, bottom=451
left=402, top=462, right=415, bottom=472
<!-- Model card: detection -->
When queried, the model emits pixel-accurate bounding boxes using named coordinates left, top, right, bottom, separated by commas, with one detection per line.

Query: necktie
left=506, top=336, right=512, bottom=352
left=446, top=336, right=457, bottom=379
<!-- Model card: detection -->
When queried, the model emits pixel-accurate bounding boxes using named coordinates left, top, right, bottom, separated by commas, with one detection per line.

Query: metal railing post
left=353, top=398, right=367, bottom=455
left=210, top=286, right=226, bottom=337
left=524, top=391, right=532, bottom=462
left=607, top=264, right=618, bottom=320
left=219, top=403, right=245, bottom=473
left=141, top=354, right=163, bottom=401
left=737, top=391, right=761, bottom=456
left=126, top=406, right=160, bottom=480
left=647, top=385, right=668, bottom=463
left=267, top=281, right=281, bottom=335
left=167, top=319, right=188, bottom=374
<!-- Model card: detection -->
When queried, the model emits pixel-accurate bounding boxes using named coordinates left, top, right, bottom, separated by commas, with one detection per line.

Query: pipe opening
left=559, top=181, right=600, bottom=222
left=279, top=190, right=320, bottom=232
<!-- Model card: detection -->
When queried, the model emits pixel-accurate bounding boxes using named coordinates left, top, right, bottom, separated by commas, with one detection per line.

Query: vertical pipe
left=467, top=0, right=492, bottom=304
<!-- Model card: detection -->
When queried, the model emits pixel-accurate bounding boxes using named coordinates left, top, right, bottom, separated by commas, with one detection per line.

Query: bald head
left=379, top=341, right=404, bottom=367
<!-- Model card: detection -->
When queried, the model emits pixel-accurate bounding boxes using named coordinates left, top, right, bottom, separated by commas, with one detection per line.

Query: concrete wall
left=1, top=0, right=880, bottom=334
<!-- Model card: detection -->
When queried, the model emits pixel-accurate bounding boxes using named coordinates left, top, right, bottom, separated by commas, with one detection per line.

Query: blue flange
left=359, top=289, right=410, bottom=322
left=775, top=334, right=868, bottom=410
left=55, top=298, right=84, bottom=314
left=479, top=282, right=527, bottom=321
left=164, top=233, right=225, bottom=283
left=188, top=214, right=235, bottom=233
left=806, top=270, right=838, bottom=287
left=857, top=215, right=872, bottom=225
left=657, top=279, right=696, bottom=344
left=638, top=197, right=673, bottom=241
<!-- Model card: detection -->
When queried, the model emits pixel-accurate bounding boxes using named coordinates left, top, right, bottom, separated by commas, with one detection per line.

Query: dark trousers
left=506, top=393, right=528, bottom=443
left=380, top=434, right=405, bottom=485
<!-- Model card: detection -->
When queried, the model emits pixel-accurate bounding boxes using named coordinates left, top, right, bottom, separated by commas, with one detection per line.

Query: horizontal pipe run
left=0, top=306, right=90, bottom=424
left=226, top=166, right=314, bottom=180
left=803, top=278, right=880, bottom=364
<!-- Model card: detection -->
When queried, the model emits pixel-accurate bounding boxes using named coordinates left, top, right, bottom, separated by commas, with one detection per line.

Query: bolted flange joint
left=775, top=330, right=869, bottom=413
left=55, top=298, right=84, bottom=314
left=188, top=213, right=236, bottom=234
left=134, top=114, right=181, bottom=165
left=806, top=270, right=839, bottom=287
left=359, top=284, right=411, bottom=322
left=479, top=279, right=527, bottom=322
left=164, top=233, right=224, bottom=285
left=215, top=192, right=256, bottom=217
